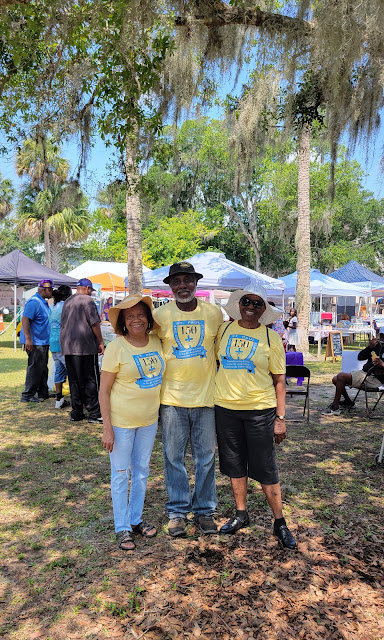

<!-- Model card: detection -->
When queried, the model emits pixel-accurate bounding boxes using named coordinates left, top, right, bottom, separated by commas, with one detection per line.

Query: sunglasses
left=240, top=296, right=265, bottom=309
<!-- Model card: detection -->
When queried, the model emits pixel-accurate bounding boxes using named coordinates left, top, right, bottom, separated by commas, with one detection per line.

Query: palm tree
left=0, top=173, right=15, bottom=220
left=15, top=136, right=70, bottom=267
left=17, top=164, right=90, bottom=270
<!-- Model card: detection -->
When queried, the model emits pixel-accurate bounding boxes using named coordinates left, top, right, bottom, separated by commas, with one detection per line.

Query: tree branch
left=175, top=3, right=311, bottom=38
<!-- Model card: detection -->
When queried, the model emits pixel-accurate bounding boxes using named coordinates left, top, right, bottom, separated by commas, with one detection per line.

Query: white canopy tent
left=67, top=260, right=150, bottom=280
left=142, top=252, right=285, bottom=296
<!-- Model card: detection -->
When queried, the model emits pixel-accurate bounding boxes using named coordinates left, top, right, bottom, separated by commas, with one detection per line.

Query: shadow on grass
left=1, top=370, right=383, bottom=638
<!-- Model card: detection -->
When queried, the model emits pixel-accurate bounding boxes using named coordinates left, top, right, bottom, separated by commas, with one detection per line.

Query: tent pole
left=317, top=287, right=323, bottom=359
left=14, top=284, right=17, bottom=352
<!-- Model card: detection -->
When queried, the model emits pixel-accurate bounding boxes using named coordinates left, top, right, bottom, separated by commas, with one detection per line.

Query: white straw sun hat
left=224, top=281, right=283, bottom=326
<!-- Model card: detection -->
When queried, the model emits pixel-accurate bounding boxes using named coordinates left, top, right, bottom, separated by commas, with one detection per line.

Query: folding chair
left=347, top=366, right=384, bottom=418
left=285, top=365, right=310, bottom=422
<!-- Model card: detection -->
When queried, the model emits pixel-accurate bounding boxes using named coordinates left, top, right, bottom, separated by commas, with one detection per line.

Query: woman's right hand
left=102, top=426, right=114, bottom=453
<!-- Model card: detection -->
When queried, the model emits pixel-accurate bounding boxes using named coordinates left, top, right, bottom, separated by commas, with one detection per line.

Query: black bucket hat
left=163, top=261, right=203, bottom=285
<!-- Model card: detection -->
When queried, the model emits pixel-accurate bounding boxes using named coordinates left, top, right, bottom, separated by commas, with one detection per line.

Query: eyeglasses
left=240, top=297, right=265, bottom=309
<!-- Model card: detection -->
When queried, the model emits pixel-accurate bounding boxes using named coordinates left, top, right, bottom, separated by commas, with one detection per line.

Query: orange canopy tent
left=88, top=272, right=126, bottom=293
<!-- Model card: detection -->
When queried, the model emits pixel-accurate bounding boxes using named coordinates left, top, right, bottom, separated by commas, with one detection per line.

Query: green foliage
left=82, top=208, right=128, bottom=262
left=0, top=216, right=42, bottom=260
left=143, top=209, right=218, bottom=268
left=0, top=172, right=15, bottom=220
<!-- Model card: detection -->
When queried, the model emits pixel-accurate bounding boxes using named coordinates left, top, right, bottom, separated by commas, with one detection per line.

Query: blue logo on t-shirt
left=133, top=352, right=165, bottom=388
left=172, top=320, right=207, bottom=359
left=221, top=334, right=259, bottom=373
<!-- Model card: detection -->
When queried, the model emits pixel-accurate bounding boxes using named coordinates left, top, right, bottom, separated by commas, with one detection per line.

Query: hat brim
left=223, top=290, right=283, bottom=325
left=163, top=271, right=204, bottom=285
left=109, top=295, right=160, bottom=334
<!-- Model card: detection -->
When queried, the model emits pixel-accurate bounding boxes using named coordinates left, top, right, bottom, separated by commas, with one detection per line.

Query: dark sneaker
left=70, top=415, right=85, bottom=421
left=339, top=398, right=353, bottom=408
left=168, top=517, right=187, bottom=537
left=194, top=514, right=217, bottom=534
left=21, top=396, right=44, bottom=403
left=321, top=404, right=341, bottom=415
left=274, top=524, right=296, bottom=549
left=88, top=417, right=103, bottom=424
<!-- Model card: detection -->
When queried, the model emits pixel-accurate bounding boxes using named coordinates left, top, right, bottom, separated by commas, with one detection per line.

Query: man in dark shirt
left=60, top=278, right=104, bottom=423
left=323, top=330, right=384, bottom=415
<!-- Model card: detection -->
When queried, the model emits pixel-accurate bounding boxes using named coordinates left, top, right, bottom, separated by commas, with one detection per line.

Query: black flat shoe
left=274, top=524, right=296, bottom=549
left=220, top=514, right=250, bottom=535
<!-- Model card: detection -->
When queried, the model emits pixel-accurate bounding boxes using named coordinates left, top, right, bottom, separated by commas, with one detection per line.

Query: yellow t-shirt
left=101, top=334, right=165, bottom=428
left=153, top=300, right=223, bottom=408
left=214, top=322, right=286, bottom=410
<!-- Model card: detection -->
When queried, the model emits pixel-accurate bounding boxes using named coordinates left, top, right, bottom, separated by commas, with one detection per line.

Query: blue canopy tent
left=329, top=260, right=384, bottom=285
left=140, top=252, right=285, bottom=296
left=280, top=269, right=370, bottom=298
left=329, top=260, right=384, bottom=295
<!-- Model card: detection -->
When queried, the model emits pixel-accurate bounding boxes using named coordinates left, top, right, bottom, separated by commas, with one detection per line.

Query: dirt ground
left=0, top=340, right=383, bottom=640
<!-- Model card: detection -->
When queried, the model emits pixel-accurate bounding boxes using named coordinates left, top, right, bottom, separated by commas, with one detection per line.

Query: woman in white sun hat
left=214, top=281, right=296, bottom=549
left=100, top=294, right=164, bottom=552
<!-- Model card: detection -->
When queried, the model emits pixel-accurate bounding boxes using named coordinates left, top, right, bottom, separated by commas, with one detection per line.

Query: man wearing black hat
left=60, top=278, right=104, bottom=423
left=153, top=262, right=223, bottom=537
left=20, top=279, right=54, bottom=403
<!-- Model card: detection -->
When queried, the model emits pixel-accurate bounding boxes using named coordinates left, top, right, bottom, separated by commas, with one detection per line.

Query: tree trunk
left=44, top=212, right=52, bottom=268
left=221, top=202, right=261, bottom=271
left=49, top=232, right=63, bottom=272
left=295, top=124, right=311, bottom=357
left=125, top=134, right=143, bottom=294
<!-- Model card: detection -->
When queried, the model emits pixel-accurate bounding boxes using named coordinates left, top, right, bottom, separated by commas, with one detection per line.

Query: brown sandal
left=131, top=521, right=157, bottom=538
left=116, top=530, right=135, bottom=551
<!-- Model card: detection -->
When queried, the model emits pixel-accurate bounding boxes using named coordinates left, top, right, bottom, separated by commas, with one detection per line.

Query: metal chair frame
left=347, top=366, right=384, bottom=418
left=286, top=365, right=311, bottom=423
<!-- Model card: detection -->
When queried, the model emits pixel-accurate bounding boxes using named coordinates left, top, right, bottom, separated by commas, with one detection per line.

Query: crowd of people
left=19, top=264, right=297, bottom=552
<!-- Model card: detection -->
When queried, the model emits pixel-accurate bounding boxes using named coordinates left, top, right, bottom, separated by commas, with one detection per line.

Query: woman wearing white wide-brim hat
left=100, top=294, right=164, bottom=551
left=214, top=281, right=296, bottom=549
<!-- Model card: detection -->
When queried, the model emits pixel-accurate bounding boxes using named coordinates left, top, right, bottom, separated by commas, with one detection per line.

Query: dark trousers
left=21, top=345, right=49, bottom=401
left=65, top=354, right=101, bottom=420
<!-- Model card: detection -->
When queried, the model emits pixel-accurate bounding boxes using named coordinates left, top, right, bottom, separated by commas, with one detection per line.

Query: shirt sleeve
left=86, top=298, right=101, bottom=326
left=101, top=340, right=120, bottom=373
left=22, top=298, right=38, bottom=321
left=269, top=331, right=286, bottom=374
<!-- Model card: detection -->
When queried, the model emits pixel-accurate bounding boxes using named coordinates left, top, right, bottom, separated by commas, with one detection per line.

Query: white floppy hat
left=224, top=281, right=283, bottom=326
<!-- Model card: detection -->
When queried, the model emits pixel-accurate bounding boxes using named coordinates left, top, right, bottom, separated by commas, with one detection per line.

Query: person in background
left=214, top=283, right=296, bottom=549
left=322, top=330, right=384, bottom=415
left=20, top=279, right=53, bottom=403
left=60, top=278, right=104, bottom=423
left=100, top=295, right=164, bottom=551
left=337, top=313, right=351, bottom=328
left=103, top=296, right=113, bottom=322
left=287, top=308, right=299, bottom=351
left=49, top=285, right=72, bottom=409
left=153, top=261, right=223, bottom=537
left=269, top=302, right=285, bottom=339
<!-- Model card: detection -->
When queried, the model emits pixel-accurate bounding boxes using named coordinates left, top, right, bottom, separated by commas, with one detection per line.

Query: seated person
left=322, top=330, right=384, bottom=415
left=337, top=313, right=351, bottom=328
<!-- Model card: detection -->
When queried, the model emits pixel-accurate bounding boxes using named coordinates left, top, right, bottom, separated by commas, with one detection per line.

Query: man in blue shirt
left=20, top=279, right=53, bottom=403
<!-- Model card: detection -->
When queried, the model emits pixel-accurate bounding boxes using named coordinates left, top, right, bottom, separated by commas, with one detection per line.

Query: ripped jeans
left=109, top=423, right=158, bottom=533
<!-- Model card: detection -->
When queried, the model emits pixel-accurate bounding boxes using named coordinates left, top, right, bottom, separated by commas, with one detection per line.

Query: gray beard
left=174, top=291, right=196, bottom=304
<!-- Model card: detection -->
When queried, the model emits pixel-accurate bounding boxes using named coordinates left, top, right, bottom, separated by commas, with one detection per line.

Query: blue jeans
left=52, top=352, right=67, bottom=384
left=109, top=422, right=158, bottom=533
left=160, top=405, right=217, bottom=518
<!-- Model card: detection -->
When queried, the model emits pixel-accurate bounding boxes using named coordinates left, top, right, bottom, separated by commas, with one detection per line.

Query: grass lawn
left=0, top=331, right=383, bottom=640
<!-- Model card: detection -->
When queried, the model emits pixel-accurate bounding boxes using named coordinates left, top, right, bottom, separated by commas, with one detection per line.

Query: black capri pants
left=215, top=405, right=279, bottom=485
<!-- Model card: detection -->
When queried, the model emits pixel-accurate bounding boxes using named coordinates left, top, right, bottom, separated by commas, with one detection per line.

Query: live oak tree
left=1, top=0, right=384, bottom=299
